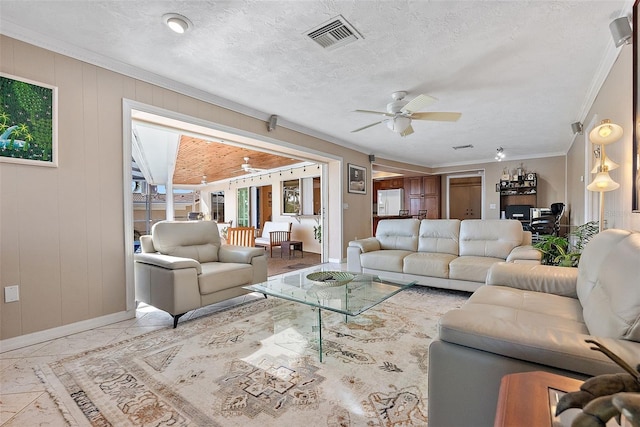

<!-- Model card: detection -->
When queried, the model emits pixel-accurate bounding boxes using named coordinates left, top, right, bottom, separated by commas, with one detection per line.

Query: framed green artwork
left=0, top=73, right=58, bottom=167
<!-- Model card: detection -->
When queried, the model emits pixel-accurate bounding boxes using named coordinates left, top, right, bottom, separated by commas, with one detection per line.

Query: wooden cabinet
left=405, top=175, right=440, bottom=218
left=498, top=173, right=537, bottom=215
left=449, top=176, right=482, bottom=220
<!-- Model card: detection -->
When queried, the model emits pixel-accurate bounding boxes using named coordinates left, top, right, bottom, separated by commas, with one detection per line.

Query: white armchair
left=254, top=221, right=292, bottom=256
left=134, top=220, right=267, bottom=327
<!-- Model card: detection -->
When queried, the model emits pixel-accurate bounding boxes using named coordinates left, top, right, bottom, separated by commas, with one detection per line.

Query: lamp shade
left=587, top=171, right=620, bottom=192
left=589, top=119, right=623, bottom=145
left=590, top=155, right=620, bottom=173
left=387, top=116, right=411, bottom=133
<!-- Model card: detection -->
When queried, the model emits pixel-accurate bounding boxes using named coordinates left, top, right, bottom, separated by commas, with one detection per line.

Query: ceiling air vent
left=305, top=15, right=363, bottom=51
left=452, top=144, right=474, bottom=150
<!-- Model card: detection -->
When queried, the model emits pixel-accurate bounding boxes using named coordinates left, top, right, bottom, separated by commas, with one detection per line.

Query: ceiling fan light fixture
left=387, top=116, right=411, bottom=133
left=163, top=13, right=192, bottom=34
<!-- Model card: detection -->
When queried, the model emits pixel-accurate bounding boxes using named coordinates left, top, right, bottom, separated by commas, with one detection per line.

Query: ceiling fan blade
left=402, top=94, right=437, bottom=113
left=351, top=120, right=386, bottom=133
left=410, top=112, right=462, bottom=122
left=400, top=124, right=414, bottom=137
left=354, top=109, right=394, bottom=117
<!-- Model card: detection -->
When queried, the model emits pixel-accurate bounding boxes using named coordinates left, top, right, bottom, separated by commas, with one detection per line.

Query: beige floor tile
left=0, top=391, right=43, bottom=424
left=1, top=391, right=69, bottom=426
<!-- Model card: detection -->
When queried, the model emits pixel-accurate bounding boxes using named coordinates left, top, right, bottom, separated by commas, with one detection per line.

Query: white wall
left=567, top=46, right=640, bottom=231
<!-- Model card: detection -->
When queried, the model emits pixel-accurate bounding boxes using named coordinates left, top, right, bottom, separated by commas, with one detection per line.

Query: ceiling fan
left=351, top=91, right=461, bottom=137
left=235, top=157, right=266, bottom=174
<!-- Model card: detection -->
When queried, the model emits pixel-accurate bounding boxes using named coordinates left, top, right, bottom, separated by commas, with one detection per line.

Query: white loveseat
left=428, top=229, right=640, bottom=427
left=347, top=219, right=540, bottom=292
left=134, top=220, right=267, bottom=327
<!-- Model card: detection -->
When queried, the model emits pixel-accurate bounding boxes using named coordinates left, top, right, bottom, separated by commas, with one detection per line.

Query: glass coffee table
left=244, top=267, right=416, bottom=362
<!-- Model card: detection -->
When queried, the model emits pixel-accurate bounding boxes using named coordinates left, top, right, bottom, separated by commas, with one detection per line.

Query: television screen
left=505, top=204, right=533, bottom=220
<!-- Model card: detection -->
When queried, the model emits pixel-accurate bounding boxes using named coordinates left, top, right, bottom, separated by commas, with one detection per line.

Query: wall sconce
left=587, top=119, right=623, bottom=231
left=495, top=147, right=505, bottom=161
left=609, top=16, right=632, bottom=47
left=590, top=146, right=620, bottom=173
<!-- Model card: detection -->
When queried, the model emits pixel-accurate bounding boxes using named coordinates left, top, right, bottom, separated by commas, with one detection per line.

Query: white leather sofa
left=347, top=219, right=540, bottom=292
left=428, top=229, right=640, bottom=427
left=134, top=220, right=267, bottom=327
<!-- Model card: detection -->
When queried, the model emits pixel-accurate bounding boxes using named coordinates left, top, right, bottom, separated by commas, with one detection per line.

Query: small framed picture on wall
left=348, top=164, right=366, bottom=194
left=0, top=73, right=58, bottom=167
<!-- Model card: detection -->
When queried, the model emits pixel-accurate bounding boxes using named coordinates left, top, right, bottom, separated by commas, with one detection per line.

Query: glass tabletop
left=244, top=267, right=416, bottom=316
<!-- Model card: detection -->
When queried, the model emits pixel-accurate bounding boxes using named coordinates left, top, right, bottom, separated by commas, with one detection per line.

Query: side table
left=494, top=371, right=583, bottom=427
left=281, top=240, right=303, bottom=259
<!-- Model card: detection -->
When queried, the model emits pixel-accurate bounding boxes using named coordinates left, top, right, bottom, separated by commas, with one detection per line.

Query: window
left=237, top=187, right=249, bottom=226
left=210, top=191, right=224, bottom=222
left=282, top=179, right=300, bottom=215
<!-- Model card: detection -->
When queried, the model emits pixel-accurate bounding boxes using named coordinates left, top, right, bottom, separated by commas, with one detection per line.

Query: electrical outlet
left=490, top=204, right=497, bottom=209
left=4, top=285, right=19, bottom=303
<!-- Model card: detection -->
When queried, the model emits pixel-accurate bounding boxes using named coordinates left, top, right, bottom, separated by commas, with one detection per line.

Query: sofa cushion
left=577, top=230, right=640, bottom=342
left=152, top=221, right=220, bottom=263
left=375, top=219, right=420, bottom=251
left=360, top=250, right=414, bottom=273
left=403, top=252, right=457, bottom=278
left=449, top=256, right=503, bottom=283
left=435, top=288, right=624, bottom=375
left=417, top=219, right=460, bottom=255
left=459, top=219, right=523, bottom=259
left=198, top=262, right=254, bottom=294
left=470, top=285, right=584, bottom=322
left=576, top=229, right=631, bottom=303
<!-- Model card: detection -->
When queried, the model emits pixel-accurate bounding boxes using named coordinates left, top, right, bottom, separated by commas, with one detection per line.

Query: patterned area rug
left=37, top=286, right=469, bottom=426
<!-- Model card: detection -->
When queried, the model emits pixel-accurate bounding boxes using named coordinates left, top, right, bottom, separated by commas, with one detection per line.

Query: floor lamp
left=587, top=119, right=622, bottom=232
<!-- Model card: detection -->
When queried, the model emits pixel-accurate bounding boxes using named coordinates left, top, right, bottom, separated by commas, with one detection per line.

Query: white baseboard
left=0, top=310, right=136, bottom=353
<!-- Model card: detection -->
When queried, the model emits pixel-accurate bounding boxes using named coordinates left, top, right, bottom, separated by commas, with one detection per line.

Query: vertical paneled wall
left=0, top=36, right=372, bottom=340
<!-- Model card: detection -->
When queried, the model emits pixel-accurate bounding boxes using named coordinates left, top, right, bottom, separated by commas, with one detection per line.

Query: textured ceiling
left=0, top=0, right=633, bottom=168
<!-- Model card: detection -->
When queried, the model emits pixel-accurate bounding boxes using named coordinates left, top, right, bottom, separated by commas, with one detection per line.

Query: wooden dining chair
left=226, top=227, right=256, bottom=247
left=415, top=209, right=428, bottom=219
left=268, top=230, right=291, bottom=257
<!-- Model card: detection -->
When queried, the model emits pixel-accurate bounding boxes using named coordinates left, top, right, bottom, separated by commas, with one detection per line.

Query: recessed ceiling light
left=162, top=13, right=192, bottom=34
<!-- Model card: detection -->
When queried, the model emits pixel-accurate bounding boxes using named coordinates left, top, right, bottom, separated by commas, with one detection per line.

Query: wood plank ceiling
left=172, top=136, right=302, bottom=185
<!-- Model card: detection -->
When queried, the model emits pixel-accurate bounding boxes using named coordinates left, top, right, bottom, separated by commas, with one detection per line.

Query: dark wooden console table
left=281, top=240, right=303, bottom=259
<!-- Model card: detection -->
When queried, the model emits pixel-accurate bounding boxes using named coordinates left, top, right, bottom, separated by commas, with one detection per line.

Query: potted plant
left=313, top=224, right=322, bottom=244
left=533, top=221, right=599, bottom=267
left=535, top=235, right=580, bottom=267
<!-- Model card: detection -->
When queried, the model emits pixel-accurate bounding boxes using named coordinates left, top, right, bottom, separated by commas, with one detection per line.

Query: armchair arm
left=139, top=235, right=155, bottom=253
left=506, top=245, right=542, bottom=263
left=348, top=237, right=381, bottom=253
left=486, top=262, right=578, bottom=298
left=218, top=245, right=266, bottom=264
left=134, top=253, right=202, bottom=274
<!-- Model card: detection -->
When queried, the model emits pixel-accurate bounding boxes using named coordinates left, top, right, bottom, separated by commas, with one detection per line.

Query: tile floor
left=0, top=263, right=342, bottom=426
left=0, top=293, right=265, bottom=426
